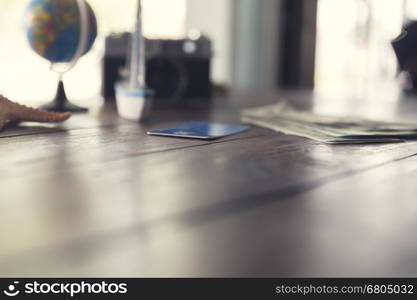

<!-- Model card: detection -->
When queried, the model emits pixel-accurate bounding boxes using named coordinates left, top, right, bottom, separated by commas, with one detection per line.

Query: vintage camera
left=103, top=33, right=212, bottom=105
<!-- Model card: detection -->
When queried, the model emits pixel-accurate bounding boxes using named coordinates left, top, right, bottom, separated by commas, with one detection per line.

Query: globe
left=25, top=0, right=97, bottom=63
left=24, top=0, right=98, bottom=112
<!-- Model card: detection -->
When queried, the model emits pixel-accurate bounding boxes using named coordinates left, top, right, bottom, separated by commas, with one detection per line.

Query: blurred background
left=2, top=0, right=417, bottom=105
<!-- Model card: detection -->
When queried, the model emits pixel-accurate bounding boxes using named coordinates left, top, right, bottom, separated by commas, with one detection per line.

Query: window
left=315, top=0, right=405, bottom=98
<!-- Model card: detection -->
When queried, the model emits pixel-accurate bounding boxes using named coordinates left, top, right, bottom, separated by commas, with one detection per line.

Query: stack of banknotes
left=241, top=102, right=417, bottom=144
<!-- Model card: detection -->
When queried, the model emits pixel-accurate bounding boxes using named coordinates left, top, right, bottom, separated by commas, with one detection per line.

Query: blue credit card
left=147, top=121, right=250, bottom=140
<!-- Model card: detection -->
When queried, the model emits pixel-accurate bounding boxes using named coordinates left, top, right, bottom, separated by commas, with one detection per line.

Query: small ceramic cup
left=115, top=81, right=154, bottom=121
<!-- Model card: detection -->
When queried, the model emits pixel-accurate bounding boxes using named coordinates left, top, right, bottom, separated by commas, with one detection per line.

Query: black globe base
left=40, top=80, right=88, bottom=113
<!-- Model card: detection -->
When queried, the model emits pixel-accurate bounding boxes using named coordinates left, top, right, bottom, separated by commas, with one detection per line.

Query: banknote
left=241, top=102, right=417, bottom=144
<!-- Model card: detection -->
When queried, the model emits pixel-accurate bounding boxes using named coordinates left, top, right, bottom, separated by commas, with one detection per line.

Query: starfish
left=0, top=95, right=71, bottom=131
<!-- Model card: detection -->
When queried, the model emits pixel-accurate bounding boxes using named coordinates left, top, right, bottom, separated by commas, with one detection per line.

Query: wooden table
left=2, top=90, right=417, bottom=277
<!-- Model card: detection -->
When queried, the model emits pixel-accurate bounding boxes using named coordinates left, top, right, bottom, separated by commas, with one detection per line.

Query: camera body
left=103, top=33, right=212, bottom=105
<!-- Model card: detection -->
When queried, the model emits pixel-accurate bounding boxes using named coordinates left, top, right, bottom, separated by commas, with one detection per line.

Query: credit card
left=147, top=121, right=250, bottom=140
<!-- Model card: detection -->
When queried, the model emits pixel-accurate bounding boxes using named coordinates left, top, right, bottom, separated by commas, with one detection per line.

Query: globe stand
left=40, top=80, right=88, bottom=113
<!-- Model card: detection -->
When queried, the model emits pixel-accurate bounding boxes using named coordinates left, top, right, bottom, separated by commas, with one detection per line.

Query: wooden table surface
left=3, top=90, right=417, bottom=277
